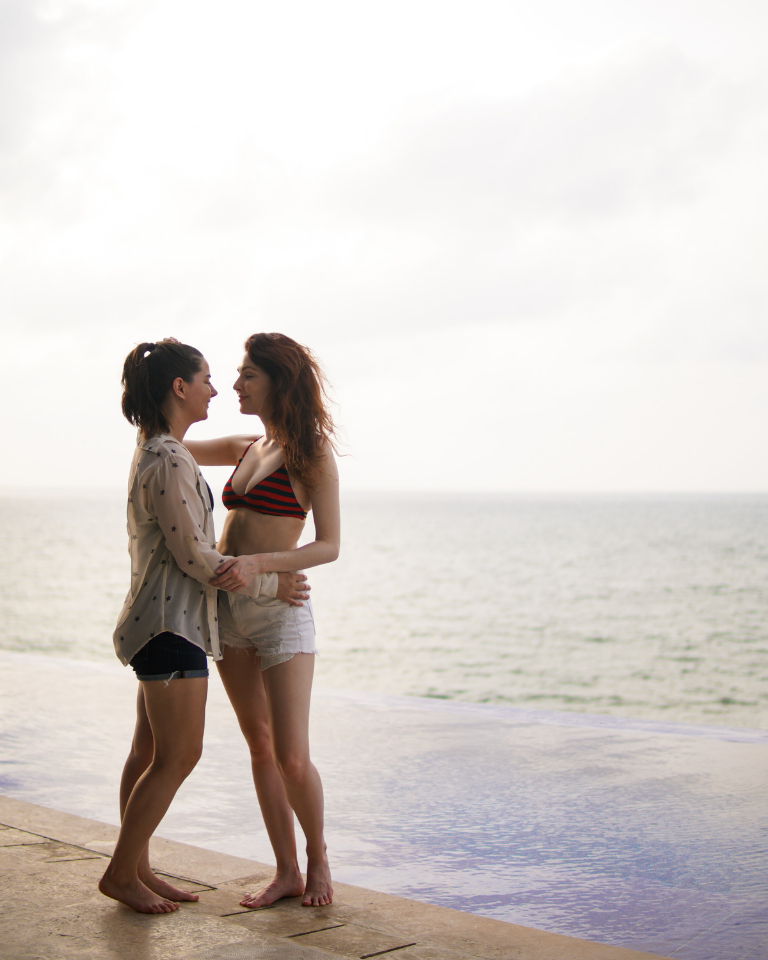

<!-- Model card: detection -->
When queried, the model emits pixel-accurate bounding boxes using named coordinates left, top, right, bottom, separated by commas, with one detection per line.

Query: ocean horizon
left=2, top=487, right=766, bottom=729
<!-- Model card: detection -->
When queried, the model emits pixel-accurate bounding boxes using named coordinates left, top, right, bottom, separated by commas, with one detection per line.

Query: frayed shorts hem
left=136, top=668, right=209, bottom=682
left=218, top=591, right=317, bottom=671
left=219, top=645, right=316, bottom=671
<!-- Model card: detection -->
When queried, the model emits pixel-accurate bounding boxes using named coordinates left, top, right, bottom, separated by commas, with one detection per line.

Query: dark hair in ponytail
left=121, top=340, right=204, bottom=438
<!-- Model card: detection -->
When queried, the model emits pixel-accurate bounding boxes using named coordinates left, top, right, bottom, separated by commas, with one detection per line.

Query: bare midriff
left=217, top=507, right=306, bottom=558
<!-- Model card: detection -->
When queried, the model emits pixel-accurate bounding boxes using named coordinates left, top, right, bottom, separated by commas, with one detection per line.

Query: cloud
left=1, top=2, right=766, bottom=492
left=0, top=1, right=52, bottom=153
left=245, top=45, right=763, bottom=342
left=324, top=44, right=743, bottom=229
left=0, top=0, right=145, bottom=223
left=0, top=9, right=765, bottom=361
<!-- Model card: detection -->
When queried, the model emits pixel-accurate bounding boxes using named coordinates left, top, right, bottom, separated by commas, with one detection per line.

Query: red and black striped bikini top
left=222, top=441, right=307, bottom=520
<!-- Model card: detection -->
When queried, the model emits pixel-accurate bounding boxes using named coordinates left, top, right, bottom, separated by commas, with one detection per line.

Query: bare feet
left=240, top=868, right=305, bottom=908
left=302, top=854, right=333, bottom=906
left=99, top=867, right=179, bottom=914
left=140, top=869, right=200, bottom=903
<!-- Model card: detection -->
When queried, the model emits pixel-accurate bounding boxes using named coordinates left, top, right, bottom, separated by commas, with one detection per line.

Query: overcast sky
left=2, top=0, right=766, bottom=493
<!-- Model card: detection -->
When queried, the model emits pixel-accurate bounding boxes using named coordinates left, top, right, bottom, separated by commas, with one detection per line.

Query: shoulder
left=308, top=442, right=339, bottom=498
left=318, top=440, right=338, bottom=474
left=139, top=435, right=196, bottom=475
left=235, top=434, right=263, bottom=458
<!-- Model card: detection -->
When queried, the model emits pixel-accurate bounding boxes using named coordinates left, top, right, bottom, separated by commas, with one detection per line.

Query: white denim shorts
left=217, top=591, right=317, bottom=670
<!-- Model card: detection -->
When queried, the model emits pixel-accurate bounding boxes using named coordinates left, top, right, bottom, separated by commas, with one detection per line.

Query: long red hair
left=245, top=333, right=337, bottom=490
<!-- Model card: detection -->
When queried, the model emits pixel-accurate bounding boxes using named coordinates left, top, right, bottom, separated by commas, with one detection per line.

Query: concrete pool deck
left=0, top=795, right=667, bottom=960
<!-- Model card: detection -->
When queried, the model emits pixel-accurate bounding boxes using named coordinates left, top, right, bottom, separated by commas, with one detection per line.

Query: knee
left=155, top=740, right=203, bottom=779
left=247, top=734, right=275, bottom=766
left=238, top=721, right=273, bottom=765
left=173, top=745, right=203, bottom=779
left=183, top=738, right=204, bottom=773
left=188, top=739, right=204, bottom=769
left=129, top=735, right=154, bottom=768
left=174, top=750, right=202, bottom=781
left=276, top=751, right=310, bottom=785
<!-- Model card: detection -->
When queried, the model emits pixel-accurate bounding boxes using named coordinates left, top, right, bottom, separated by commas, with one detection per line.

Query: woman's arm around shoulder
left=183, top=434, right=261, bottom=467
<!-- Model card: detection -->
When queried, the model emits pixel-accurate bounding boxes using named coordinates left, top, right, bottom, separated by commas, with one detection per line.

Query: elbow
left=325, top=541, right=340, bottom=563
left=312, top=536, right=339, bottom=564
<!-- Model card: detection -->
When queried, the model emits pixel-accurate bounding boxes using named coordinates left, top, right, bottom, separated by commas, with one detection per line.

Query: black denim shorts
left=129, top=632, right=209, bottom=682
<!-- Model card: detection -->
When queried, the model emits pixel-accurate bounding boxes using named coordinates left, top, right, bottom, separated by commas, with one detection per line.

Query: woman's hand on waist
left=209, top=555, right=310, bottom=606
left=276, top=572, right=311, bottom=606
left=209, top=553, right=269, bottom=591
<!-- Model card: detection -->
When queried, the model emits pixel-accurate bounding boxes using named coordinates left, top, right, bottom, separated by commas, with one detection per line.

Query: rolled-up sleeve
left=146, top=457, right=277, bottom=599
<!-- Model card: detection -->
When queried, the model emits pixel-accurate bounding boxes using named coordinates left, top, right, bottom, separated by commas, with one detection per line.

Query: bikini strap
left=237, top=437, right=262, bottom=464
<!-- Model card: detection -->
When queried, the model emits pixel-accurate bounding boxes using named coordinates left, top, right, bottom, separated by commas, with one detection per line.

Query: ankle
left=104, top=860, right=137, bottom=883
left=305, top=850, right=329, bottom=866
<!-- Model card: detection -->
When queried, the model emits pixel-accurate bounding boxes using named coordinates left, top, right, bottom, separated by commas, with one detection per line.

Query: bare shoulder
left=308, top=444, right=340, bottom=532
left=311, top=443, right=339, bottom=499
left=231, top=434, right=263, bottom=460
left=318, top=440, right=339, bottom=476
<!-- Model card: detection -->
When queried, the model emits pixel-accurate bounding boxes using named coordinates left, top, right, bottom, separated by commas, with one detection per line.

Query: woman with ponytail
left=100, top=339, right=305, bottom=914
left=185, top=333, right=339, bottom=908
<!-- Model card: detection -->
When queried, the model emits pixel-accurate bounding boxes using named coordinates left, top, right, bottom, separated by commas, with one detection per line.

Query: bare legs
left=216, top=650, right=303, bottom=907
left=216, top=649, right=332, bottom=907
left=263, top=654, right=332, bottom=906
left=99, top=678, right=207, bottom=913
left=114, top=686, right=203, bottom=904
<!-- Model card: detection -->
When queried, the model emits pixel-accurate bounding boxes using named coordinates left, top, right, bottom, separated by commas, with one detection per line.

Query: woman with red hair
left=186, top=333, right=339, bottom=908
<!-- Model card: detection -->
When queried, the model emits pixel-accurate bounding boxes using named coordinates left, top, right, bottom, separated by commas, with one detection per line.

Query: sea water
left=2, top=490, right=767, bottom=729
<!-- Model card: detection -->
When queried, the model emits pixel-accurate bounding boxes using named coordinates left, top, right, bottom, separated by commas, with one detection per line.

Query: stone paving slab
left=0, top=795, right=670, bottom=960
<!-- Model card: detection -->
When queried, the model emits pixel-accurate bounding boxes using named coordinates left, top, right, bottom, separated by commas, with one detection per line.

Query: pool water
left=1, top=651, right=766, bottom=959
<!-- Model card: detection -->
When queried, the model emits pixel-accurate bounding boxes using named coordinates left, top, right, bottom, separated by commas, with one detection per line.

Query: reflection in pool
left=1, top=651, right=766, bottom=959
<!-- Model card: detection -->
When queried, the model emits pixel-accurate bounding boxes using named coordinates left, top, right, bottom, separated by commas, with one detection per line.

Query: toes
left=241, top=897, right=264, bottom=908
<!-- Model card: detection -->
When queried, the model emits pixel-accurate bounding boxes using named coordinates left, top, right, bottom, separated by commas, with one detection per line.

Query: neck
left=164, top=410, right=194, bottom=443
